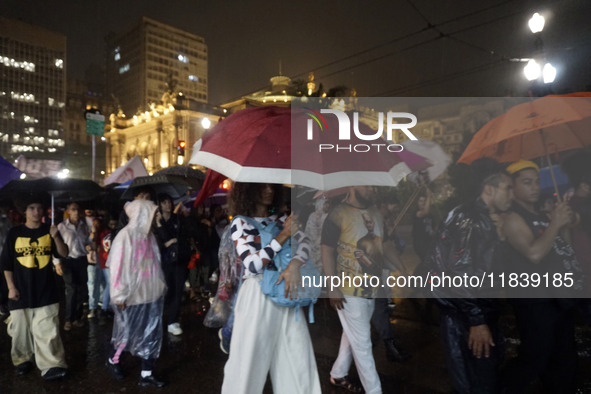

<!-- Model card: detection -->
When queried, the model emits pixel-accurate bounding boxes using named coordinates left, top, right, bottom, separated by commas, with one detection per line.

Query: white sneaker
left=209, top=272, right=218, bottom=283
left=167, top=323, right=183, bottom=336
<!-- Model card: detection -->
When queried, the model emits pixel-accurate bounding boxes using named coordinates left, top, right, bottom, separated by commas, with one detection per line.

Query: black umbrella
left=120, top=174, right=191, bottom=201
left=153, top=166, right=205, bottom=190
left=0, top=177, right=103, bottom=224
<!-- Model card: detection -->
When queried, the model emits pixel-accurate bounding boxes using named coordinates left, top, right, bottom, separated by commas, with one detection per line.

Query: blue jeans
left=87, top=263, right=105, bottom=310
left=102, top=267, right=110, bottom=311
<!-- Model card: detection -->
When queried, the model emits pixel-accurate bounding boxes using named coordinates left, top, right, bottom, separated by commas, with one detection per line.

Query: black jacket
left=427, top=198, right=501, bottom=326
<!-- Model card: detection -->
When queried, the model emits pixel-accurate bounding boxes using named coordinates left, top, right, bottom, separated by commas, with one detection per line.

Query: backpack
left=238, top=216, right=322, bottom=322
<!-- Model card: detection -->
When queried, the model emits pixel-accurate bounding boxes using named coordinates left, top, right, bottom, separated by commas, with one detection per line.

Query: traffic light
left=178, top=140, right=186, bottom=156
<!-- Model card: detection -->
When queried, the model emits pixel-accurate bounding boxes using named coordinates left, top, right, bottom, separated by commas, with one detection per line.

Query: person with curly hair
left=221, top=183, right=321, bottom=394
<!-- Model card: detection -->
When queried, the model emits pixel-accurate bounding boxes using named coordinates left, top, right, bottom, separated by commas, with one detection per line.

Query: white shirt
left=57, top=218, right=90, bottom=258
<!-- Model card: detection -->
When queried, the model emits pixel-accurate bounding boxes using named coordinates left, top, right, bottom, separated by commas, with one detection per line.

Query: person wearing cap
left=428, top=158, right=513, bottom=394
left=502, top=159, right=583, bottom=393
left=0, top=194, right=69, bottom=380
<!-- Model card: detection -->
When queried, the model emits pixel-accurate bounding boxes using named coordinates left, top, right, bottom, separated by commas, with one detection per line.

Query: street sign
left=85, top=111, right=105, bottom=136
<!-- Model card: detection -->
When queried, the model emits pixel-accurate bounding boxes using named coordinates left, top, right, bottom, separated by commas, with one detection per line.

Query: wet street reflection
left=2, top=294, right=591, bottom=393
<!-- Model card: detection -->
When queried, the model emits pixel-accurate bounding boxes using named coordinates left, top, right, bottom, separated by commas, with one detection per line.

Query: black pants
left=503, top=300, right=576, bottom=394
left=62, top=257, right=88, bottom=322
left=440, top=312, right=502, bottom=394
left=162, top=262, right=188, bottom=325
left=0, top=271, right=8, bottom=305
left=371, top=297, right=393, bottom=341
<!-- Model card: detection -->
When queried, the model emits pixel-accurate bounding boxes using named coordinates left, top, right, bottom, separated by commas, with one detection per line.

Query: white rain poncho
left=108, top=199, right=167, bottom=360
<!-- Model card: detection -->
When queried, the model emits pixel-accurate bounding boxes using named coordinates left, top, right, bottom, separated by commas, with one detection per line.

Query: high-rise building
left=0, top=17, right=67, bottom=162
left=106, top=17, right=208, bottom=117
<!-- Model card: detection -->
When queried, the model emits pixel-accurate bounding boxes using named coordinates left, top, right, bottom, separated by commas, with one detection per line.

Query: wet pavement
left=2, top=230, right=591, bottom=393
left=2, top=291, right=591, bottom=393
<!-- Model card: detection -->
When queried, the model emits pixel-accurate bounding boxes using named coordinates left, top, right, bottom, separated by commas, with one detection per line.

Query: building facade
left=105, top=97, right=221, bottom=177
left=106, top=17, right=208, bottom=117
left=0, top=17, right=67, bottom=162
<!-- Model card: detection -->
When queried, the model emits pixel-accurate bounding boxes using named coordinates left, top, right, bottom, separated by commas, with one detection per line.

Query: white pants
left=331, top=295, right=382, bottom=394
left=6, top=303, right=67, bottom=375
left=221, top=277, right=321, bottom=394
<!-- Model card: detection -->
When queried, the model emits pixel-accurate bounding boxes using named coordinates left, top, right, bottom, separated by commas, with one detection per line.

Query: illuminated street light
left=201, top=117, right=211, bottom=129
left=524, top=59, right=541, bottom=81
left=57, top=169, right=69, bottom=179
left=543, top=63, right=556, bottom=83
left=20, top=173, right=27, bottom=179
left=528, top=13, right=545, bottom=33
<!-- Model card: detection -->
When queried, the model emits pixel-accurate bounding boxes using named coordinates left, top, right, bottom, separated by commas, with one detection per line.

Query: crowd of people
left=1, top=149, right=591, bottom=393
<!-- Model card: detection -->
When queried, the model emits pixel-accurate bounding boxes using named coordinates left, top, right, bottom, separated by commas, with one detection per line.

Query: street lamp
left=528, top=12, right=545, bottom=33
left=523, top=12, right=556, bottom=87
left=524, top=59, right=541, bottom=81
left=201, top=117, right=211, bottom=129
left=542, top=63, right=556, bottom=84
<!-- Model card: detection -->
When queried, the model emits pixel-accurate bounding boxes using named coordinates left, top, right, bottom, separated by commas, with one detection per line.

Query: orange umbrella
left=458, top=96, right=591, bottom=165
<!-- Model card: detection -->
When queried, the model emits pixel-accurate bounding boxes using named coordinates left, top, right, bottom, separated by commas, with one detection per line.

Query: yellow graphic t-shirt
left=0, top=224, right=59, bottom=309
left=322, top=204, right=384, bottom=298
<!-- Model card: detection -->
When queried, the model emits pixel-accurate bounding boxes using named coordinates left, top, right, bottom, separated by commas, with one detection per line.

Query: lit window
left=188, top=75, right=198, bottom=82
left=55, top=59, right=64, bottom=69
left=48, top=97, right=55, bottom=106
left=114, top=53, right=120, bottom=61
left=0, top=56, right=35, bottom=72
left=11, top=92, right=35, bottom=103
left=119, top=64, right=130, bottom=74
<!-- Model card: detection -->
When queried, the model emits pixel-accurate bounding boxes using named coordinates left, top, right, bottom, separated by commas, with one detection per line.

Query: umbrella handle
left=392, top=186, right=423, bottom=230
left=540, top=130, right=561, bottom=202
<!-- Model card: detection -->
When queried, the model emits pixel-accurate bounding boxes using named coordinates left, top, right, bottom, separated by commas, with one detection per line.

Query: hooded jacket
left=108, top=199, right=166, bottom=306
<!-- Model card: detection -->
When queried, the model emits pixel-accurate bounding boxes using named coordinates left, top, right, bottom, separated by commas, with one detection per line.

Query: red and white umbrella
left=189, top=106, right=430, bottom=190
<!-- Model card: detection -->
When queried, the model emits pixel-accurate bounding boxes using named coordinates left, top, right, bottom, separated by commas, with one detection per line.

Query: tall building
left=0, top=17, right=67, bottom=162
left=106, top=17, right=208, bottom=117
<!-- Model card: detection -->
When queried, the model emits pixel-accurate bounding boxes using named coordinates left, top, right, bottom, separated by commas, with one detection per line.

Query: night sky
left=2, top=0, right=591, bottom=104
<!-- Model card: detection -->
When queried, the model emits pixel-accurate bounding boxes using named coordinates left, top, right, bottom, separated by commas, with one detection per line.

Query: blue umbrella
left=0, top=156, right=23, bottom=188
left=539, top=164, right=570, bottom=196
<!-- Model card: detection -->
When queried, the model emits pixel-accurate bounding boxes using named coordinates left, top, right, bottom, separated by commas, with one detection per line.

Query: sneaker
left=218, top=328, right=229, bottom=354
left=107, top=360, right=125, bottom=381
left=16, top=361, right=34, bottom=376
left=63, top=321, right=72, bottom=331
left=138, top=374, right=166, bottom=388
left=43, top=367, right=67, bottom=381
left=209, top=272, right=218, bottom=283
left=167, top=323, right=183, bottom=336
left=87, top=309, right=96, bottom=319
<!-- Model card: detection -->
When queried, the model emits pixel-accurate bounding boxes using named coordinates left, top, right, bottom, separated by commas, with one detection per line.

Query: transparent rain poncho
left=107, top=199, right=167, bottom=360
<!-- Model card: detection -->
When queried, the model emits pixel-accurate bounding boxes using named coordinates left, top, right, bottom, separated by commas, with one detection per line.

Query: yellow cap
left=506, top=160, right=539, bottom=175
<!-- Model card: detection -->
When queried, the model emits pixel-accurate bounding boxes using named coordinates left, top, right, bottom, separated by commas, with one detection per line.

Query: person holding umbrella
left=1, top=193, right=69, bottom=380
left=221, top=183, right=321, bottom=394
left=502, top=160, right=583, bottom=393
